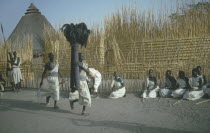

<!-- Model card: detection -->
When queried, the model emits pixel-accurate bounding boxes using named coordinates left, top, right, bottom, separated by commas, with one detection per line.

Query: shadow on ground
left=70, top=118, right=192, bottom=133
left=0, top=98, right=70, bottom=114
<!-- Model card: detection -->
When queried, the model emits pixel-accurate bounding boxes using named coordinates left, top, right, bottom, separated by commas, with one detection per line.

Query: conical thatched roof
left=8, top=3, right=55, bottom=55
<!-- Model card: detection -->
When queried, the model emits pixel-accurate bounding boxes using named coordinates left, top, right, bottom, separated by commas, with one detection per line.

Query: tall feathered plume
left=61, top=22, right=90, bottom=47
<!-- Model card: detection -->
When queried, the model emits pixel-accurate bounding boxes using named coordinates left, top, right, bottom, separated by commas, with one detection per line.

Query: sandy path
left=0, top=89, right=209, bottom=133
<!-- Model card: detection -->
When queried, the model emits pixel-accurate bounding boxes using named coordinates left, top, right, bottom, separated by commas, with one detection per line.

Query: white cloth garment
left=12, top=57, right=22, bottom=84
left=159, top=88, right=172, bottom=97
left=159, top=77, right=176, bottom=97
left=43, top=63, right=60, bottom=101
left=172, top=89, right=187, bottom=98
left=204, top=87, right=210, bottom=96
left=69, top=90, right=79, bottom=101
left=0, top=83, right=4, bottom=91
left=202, top=85, right=210, bottom=96
left=80, top=60, right=88, bottom=79
left=69, top=81, right=91, bottom=107
left=171, top=78, right=187, bottom=98
left=198, top=75, right=210, bottom=96
left=78, top=80, right=91, bottom=107
left=69, top=68, right=91, bottom=107
left=89, top=68, right=102, bottom=93
left=109, top=77, right=126, bottom=99
left=142, top=78, right=159, bottom=98
left=183, top=77, right=204, bottom=100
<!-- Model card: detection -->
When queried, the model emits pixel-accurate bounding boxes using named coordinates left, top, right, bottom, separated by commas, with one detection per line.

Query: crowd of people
left=38, top=52, right=126, bottom=115
left=1, top=51, right=210, bottom=116
left=143, top=67, right=210, bottom=101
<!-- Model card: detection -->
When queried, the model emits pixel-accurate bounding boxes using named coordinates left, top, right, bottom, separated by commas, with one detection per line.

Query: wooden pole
left=196, top=99, right=210, bottom=105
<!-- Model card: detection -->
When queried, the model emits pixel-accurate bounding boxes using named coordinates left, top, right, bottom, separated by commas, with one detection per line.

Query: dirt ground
left=0, top=88, right=210, bottom=133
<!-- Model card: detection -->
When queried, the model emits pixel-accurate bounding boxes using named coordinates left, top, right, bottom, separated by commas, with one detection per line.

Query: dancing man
left=40, top=53, right=62, bottom=109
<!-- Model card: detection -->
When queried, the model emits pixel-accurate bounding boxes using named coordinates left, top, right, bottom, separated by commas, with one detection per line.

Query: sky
left=0, top=0, right=203, bottom=40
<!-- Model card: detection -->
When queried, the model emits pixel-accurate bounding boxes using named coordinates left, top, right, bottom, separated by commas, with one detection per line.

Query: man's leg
left=89, top=87, right=93, bottom=95
left=46, top=96, right=51, bottom=105
left=69, top=99, right=78, bottom=110
left=54, top=100, right=59, bottom=109
left=14, top=84, right=18, bottom=93
left=18, top=81, right=21, bottom=92
left=81, top=106, right=89, bottom=115
left=92, top=91, right=98, bottom=98
left=11, top=82, right=16, bottom=92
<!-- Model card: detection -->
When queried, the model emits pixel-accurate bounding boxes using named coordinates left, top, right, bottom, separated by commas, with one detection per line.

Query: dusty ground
left=0, top=88, right=210, bottom=133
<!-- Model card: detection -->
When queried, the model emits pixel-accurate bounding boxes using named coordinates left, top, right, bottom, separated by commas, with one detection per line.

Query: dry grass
left=1, top=1, right=210, bottom=91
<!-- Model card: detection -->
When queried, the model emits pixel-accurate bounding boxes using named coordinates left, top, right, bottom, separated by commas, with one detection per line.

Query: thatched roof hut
left=8, top=3, right=55, bottom=56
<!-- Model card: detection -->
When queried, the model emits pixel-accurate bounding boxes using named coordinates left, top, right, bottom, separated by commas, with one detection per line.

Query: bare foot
left=81, top=112, right=89, bottom=116
left=54, top=105, right=59, bottom=109
left=123, top=94, right=126, bottom=97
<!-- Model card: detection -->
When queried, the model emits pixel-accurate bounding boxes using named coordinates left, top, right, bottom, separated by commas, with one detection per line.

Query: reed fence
left=1, top=36, right=210, bottom=92
left=1, top=2, right=210, bottom=92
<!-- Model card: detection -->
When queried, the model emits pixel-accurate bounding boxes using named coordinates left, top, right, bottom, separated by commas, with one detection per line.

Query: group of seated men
left=142, top=66, right=210, bottom=100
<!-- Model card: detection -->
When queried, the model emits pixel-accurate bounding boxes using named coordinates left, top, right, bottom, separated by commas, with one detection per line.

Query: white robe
left=12, top=57, right=22, bottom=84
left=43, top=63, right=60, bottom=101
left=69, top=90, right=79, bottom=101
left=198, top=75, right=210, bottom=96
left=0, top=83, right=4, bottom=91
left=69, top=70, right=91, bottom=107
left=159, top=77, right=175, bottom=97
left=78, top=80, right=91, bottom=107
left=69, top=81, right=91, bottom=107
left=159, top=88, right=172, bottom=97
left=89, top=68, right=102, bottom=93
left=183, top=77, right=204, bottom=100
left=142, top=78, right=159, bottom=98
left=202, top=85, right=210, bottom=96
left=171, top=78, right=187, bottom=98
left=109, top=78, right=126, bottom=99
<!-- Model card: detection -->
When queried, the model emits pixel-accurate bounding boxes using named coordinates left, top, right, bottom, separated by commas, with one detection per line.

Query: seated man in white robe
left=109, top=72, right=126, bottom=99
left=183, top=68, right=204, bottom=100
left=142, top=69, right=159, bottom=98
left=196, top=66, right=210, bottom=96
left=171, top=71, right=190, bottom=98
left=40, top=53, right=62, bottom=109
left=159, top=70, right=177, bottom=97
